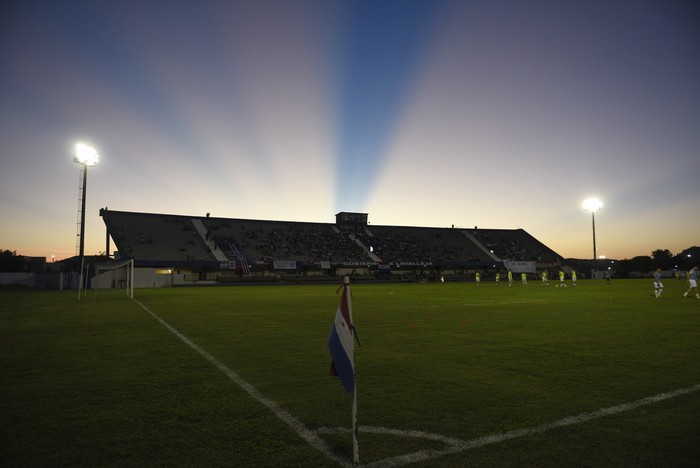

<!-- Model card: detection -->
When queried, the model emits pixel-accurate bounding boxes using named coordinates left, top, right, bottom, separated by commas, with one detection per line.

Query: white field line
left=357, top=383, right=700, bottom=468
left=132, top=299, right=352, bottom=467
left=134, top=298, right=699, bottom=468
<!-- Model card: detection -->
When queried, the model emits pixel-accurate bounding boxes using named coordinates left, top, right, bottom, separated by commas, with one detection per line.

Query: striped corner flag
left=328, top=282, right=357, bottom=393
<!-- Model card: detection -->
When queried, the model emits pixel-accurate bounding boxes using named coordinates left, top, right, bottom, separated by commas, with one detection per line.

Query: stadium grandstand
left=99, top=208, right=563, bottom=287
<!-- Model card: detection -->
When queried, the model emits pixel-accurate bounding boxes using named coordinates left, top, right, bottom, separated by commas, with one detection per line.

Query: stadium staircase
left=461, top=230, right=501, bottom=262
left=191, top=219, right=228, bottom=261
left=191, top=219, right=251, bottom=276
left=348, top=233, right=381, bottom=262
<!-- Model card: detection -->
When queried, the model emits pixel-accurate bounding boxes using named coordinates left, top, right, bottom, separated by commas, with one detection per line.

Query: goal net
left=94, top=259, right=134, bottom=298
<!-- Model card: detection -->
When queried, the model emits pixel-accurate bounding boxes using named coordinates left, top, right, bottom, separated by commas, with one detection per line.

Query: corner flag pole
left=352, top=380, right=359, bottom=467
left=346, top=276, right=359, bottom=467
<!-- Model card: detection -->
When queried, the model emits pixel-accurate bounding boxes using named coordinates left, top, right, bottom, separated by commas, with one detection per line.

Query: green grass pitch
left=1, top=279, right=699, bottom=467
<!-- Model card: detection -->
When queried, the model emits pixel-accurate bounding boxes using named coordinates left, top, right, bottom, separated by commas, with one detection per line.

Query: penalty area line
left=461, top=383, right=700, bottom=450
left=360, top=383, right=700, bottom=468
left=132, top=299, right=352, bottom=468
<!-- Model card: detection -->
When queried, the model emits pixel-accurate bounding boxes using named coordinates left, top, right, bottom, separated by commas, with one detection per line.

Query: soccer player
left=475, top=271, right=481, bottom=287
left=541, top=270, right=549, bottom=287
left=654, top=268, right=663, bottom=298
left=571, top=270, right=577, bottom=287
left=495, top=272, right=500, bottom=286
left=558, top=270, right=567, bottom=287
left=507, top=269, right=513, bottom=288
left=521, top=272, right=528, bottom=285
left=683, top=266, right=699, bottom=299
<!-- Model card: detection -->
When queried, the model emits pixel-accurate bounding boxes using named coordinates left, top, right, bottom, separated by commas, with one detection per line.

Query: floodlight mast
left=74, top=143, right=99, bottom=300
left=582, top=197, right=603, bottom=264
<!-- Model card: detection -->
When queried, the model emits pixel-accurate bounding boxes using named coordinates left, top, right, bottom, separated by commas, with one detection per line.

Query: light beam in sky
left=333, top=0, right=447, bottom=212
left=0, top=0, right=698, bottom=261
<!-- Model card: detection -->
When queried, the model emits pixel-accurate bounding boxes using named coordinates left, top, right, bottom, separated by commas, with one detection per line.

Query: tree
left=622, top=255, right=653, bottom=274
left=0, top=249, right=25, bottom=272
left=673, top=246, right=700, bottom=270
left=651, top=249, right=673, bottom=269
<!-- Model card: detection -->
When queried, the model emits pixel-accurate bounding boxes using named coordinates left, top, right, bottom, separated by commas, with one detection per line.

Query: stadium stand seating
left=199, top=218, right=368, bottom=264
left=470, top=228, right=562, bottom=264
left=102, top=211, right=213, bottom=263
left=365, top=226, right=489, bottom=264
left=100, top=209, right=563, bottom=274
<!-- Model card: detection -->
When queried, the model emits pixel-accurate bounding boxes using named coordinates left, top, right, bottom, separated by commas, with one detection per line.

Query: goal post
left=94, top=259, right=134, bottom=298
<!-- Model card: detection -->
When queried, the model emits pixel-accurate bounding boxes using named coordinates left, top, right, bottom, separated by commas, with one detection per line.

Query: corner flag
left=327, top=277, right=361, bottom=466
left=328, top=279, right=356, bottom=393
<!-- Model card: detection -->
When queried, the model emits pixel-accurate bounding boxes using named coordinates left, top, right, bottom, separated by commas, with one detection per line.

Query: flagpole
left=352, top=375, right=359, bottom=467
left=345, top=276, right=359, bottom=467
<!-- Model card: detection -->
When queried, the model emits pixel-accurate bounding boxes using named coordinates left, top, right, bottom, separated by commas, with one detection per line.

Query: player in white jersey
left=653, top=268, right=663, bottom=298
left=683, top=266, right=699, bottom=299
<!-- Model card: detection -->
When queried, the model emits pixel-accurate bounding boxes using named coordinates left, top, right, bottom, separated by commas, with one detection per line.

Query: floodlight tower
left=582, top=197, right=603, bottom=263
left=73, top=143, right=99, bottom=299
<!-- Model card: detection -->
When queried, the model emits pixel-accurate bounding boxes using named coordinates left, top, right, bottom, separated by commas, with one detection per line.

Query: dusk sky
left=1, top=0, right=698, bottom=261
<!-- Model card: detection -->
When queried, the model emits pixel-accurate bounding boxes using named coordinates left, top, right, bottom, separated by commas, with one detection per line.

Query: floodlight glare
left=582, top=197, right=603, bottom=212
left=582, top=197, right=604, bottom=263
left=74, top=143, right=100, bottom=166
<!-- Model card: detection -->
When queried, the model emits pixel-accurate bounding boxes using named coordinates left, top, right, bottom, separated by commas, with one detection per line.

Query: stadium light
left=582, top=197, right=603, bottom=263
left=74, top=143, right=99, bottom=299
left=73, top=143, right=100, bottom=166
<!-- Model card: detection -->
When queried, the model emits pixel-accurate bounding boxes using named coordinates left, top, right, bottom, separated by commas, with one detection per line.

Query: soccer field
left=1, top=279, right=699, bottom=467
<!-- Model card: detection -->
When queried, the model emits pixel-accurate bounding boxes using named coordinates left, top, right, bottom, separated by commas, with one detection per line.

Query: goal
left=94, top=259, right=134, bottom=298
